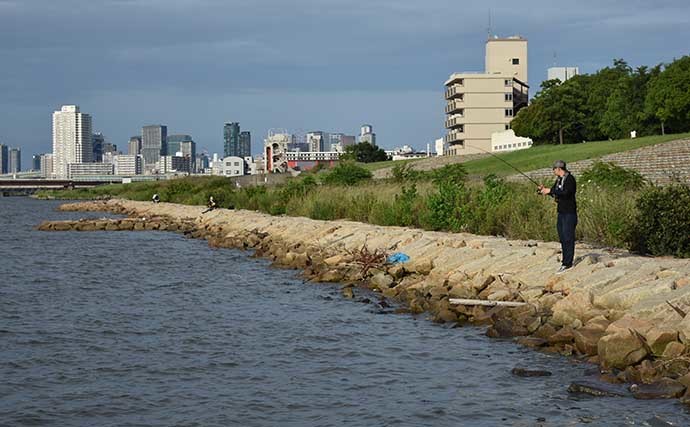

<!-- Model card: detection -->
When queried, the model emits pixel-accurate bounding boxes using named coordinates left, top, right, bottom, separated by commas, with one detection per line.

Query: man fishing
left=202, top=196, right=217, bottom=214
left=539, top=160, right=577, bottom=274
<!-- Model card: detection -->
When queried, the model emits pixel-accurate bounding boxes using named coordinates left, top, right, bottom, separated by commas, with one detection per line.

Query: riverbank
left=41, top=199, right=690, bottom=403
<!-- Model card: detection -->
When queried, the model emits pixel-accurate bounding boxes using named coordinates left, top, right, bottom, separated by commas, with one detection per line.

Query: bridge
left=0, top=179, right=121, bottom=196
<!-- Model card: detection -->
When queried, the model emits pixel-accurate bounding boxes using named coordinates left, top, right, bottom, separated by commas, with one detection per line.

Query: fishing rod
left=464, top=144, right=542, bottom=187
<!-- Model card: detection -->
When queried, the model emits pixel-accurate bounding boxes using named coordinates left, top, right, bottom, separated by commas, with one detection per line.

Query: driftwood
left=346, top=243, right=388, bottom=277
left=449, top=298, right=527, bottom=307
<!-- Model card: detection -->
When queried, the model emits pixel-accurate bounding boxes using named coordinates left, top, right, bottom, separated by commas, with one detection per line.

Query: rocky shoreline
left=39, top=199, right=690, bottom=404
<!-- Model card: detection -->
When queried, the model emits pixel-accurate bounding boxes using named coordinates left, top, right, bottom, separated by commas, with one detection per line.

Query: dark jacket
left=551, top=173, right=577, bottom=214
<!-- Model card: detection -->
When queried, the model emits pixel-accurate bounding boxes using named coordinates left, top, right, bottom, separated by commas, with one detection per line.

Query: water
left=1, top=197, right=689, bottom=427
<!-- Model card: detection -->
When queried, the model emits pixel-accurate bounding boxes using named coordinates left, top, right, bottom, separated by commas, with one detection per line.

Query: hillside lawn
left=363, top=132, right=690, bottom=176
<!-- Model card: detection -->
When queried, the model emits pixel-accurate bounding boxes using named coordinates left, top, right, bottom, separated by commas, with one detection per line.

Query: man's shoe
left=556, top=265, right=572, bottom=275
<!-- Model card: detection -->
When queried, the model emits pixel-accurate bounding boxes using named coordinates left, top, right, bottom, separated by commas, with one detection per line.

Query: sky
left=1, top=0, right=690, bottom=165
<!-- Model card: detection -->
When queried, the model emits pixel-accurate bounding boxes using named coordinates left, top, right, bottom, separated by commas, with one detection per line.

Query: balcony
left=444, top=84, right=464, bottom=100
left=444, top=129, right=464, bottom=144
left=445, top=114, right=465, bottom=129
left=445, top=99, right=464, bottom=114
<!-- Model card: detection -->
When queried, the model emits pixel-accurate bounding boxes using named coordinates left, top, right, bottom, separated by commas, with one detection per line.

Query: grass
left=362, top=157, right=424, bottom=172
left=462, top=133, right=690, bottom=177
left=360, top=132, right=690, bottom=176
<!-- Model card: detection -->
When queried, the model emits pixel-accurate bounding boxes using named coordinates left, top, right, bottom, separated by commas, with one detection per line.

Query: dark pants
left=557, top=212, right=577, bottom=267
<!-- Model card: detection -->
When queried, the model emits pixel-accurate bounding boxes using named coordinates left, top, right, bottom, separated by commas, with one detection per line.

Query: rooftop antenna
left=487, top=9, right=492, bottom=39
left=553, top=51, right=558, bottom=67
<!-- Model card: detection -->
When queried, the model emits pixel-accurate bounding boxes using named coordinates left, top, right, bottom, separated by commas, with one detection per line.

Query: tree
left=513, top=57, right=688, bottom=145
left=645, top=56, right=690, bottom=135
left=341, top=142, right=389, bottom=163
left=541, top=78, right=587, bottom=144
left=514, top=78, right=587, bottom=144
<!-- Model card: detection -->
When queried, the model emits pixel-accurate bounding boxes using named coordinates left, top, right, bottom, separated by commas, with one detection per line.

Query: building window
left=505, top=124, right=510, bottom=130
left=512, top=58, right=520, bottom=65
left=504, top=79, right=512, bottom=86
left=505, top=109, right=513, bottom=117
left=505, top=93, right=513, bottom=101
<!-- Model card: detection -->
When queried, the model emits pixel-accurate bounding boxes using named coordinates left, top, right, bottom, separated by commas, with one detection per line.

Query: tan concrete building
left=444, top=36, right=529, bottom=155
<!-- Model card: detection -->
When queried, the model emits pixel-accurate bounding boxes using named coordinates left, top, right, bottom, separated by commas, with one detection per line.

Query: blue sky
left=1, top=0, right=689, bottom=164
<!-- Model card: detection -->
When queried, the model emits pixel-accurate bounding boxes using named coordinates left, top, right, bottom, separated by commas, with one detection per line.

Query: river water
left=1, top=197, right=689, bottom=426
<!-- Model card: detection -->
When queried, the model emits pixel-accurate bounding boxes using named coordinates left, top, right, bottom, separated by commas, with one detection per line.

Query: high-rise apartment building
left=239, top=131, right=251, bottom=158
left=40, top=153, right=54, bottom=178
left=32, top=154, right=42, bottom=171
left=0, top=144, right=8, bottom=174
left=547, top=66, right=579, bottom=82
left=9, top=148, right=21, bottom=173
left=223, top=122, right=241, bottom=158
left=306, top=131, right=328, bottom=152
left=128, top=136, right=142, bottom=155
left=359, top=125, right=376, bottom=145
left=142, top=125, right=167, bottom=168
left=92, top=132, right=104, bottom=162
left=329, top=133, right=356, bottom=152
left=443, top=36, right=529, bottom=155
left=167, top=134, right=196, bottom=173
left=166, top=134, right=192, bottom=156
left=52, top=105, right=93, bottom=179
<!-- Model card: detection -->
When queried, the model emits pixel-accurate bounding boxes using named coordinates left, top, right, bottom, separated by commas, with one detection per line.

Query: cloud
left=1, top=0, right=689, bottom=166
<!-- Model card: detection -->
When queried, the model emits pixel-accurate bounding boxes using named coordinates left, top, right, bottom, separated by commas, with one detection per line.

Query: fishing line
left=463, top=144, right=542, bottom=187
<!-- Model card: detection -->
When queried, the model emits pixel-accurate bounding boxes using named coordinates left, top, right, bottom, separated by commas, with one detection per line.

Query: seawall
left=41, top=199, right=690, bottom=401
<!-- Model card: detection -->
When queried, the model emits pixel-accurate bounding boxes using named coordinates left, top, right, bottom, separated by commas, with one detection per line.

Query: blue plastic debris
left=387, top=252, right=410, bottom=264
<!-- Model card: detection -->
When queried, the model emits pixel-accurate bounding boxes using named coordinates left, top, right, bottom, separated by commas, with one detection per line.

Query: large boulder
left=448, top=284, right=476, bottom=299
left=573, top=326, right=606, bottom=356
left=411, top=259, right=434, bottom=276
left=472, top=273, right=495, bottom=292
left=676, top=314, right=690, bottom=344
left=387, top=264, right=406, bottom=280
left=551, top=291, right=595, bottom=326
left=547, top=326, right=575, bottom=345
left=605, top=317, right=654, bottom=336
left=370, top=272, right=394, bottom=290
left=662, top=341, right=686, bottom=359
left=631, top=378, right=686, bottom=399
left=598, top=330, right=649, bottom=370
left=645, top=328, right=679, bottom=357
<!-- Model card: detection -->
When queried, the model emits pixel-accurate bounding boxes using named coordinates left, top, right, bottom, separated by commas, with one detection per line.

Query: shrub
left=631, top=184, right=690, bottom=257
left=423, top=180, right=468, bottom=232
left=580, top=161, right=646, bottom=191
left=463, top=174, right=510, bottom=235
left=391, top=162, right=420, bottom=183
left=280, top=175, right=317, bottom=200
left=322, top=162, right=372, bottom=186
left=575, top=184, right=636, bottom=248
left=430, top=163, right=467, bottom=187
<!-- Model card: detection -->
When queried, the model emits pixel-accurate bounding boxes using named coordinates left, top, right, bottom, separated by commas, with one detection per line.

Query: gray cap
left=552, top=160, right=567, bottom=170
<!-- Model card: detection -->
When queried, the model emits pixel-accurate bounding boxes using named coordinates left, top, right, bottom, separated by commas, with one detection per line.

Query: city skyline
left=2, top=0, right=690, bottom=167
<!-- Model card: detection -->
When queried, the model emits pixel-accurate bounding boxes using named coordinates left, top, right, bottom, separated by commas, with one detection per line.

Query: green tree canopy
left=341, top=142, right=389, bottom=163
left=512, top=57, right=690, bottom=144
left=645, top=56, right=690, bottom=135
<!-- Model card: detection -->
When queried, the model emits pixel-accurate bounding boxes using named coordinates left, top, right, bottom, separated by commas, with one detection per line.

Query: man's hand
left=540, top=186, right=551, bottom=195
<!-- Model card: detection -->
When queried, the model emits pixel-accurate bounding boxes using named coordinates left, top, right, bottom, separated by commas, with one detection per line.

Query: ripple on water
left=2, top=198, right=690, bottom=426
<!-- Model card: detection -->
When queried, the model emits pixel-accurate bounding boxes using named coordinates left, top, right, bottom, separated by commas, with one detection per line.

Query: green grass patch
left=361, top=157, right=425, bottom=172
left=461, top=133, right=690, bottom=178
